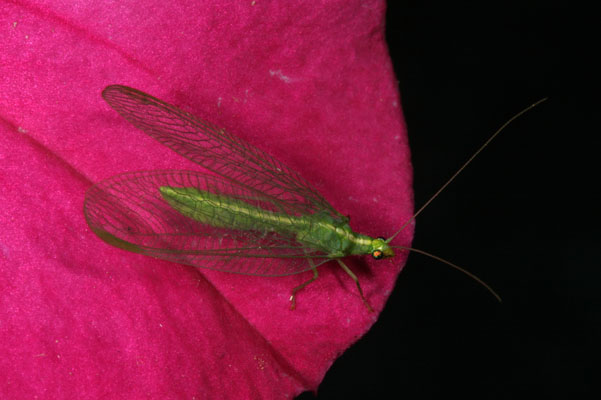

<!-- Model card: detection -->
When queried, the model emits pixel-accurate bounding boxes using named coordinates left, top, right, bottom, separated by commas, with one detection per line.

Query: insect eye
left=372, top=250, right=384, bottom=260
left=377, top=236, right=385, bottom=241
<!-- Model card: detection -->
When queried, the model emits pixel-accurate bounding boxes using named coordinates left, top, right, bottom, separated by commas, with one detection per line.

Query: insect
left=84, top=85, right=545, bottom=311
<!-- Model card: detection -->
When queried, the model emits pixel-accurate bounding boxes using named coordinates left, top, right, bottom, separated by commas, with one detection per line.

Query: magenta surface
left=0, top=1, right=412, bottom=398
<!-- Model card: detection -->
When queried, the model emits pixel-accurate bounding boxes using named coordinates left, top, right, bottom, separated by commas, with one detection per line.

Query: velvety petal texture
left=0, top=1, right=412, bottom=398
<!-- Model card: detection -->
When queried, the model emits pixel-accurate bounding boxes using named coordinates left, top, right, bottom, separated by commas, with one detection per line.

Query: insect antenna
left=390, top=245, right=502, bottom=302
left=386, top=97, right=548, bottom=244
left=385, top=98, right=548, bottom=302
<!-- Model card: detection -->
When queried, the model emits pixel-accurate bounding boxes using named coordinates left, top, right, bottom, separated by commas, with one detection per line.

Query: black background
left=298, top=1, right=598, bottom=399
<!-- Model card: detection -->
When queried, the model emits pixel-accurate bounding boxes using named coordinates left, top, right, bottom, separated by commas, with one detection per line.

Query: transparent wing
left=84, top=170, right=332, bottom=276
left=102, top=85, right=342, bottom=219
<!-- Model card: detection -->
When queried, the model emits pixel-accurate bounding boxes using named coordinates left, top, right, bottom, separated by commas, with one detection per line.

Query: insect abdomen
left=159, top=186, right=298, bottom=232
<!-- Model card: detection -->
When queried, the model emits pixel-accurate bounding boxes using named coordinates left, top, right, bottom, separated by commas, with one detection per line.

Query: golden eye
left=372, top=250, right=384, bottom=260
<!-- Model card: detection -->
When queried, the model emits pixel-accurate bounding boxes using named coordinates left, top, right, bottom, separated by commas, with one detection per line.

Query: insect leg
left=289, top=259, right=319, bottom=310
left=336, top=260, right=374, bottom=312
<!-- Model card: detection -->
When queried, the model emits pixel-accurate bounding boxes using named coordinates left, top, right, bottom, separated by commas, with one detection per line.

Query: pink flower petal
left=0, top=1, right=412, bottom=398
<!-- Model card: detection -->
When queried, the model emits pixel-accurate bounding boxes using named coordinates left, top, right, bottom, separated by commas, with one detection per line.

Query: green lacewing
left=84, top=85, right=545, bottom=310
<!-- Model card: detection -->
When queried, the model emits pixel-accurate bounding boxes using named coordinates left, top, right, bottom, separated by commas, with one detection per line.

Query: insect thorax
left=293, top=213, right=376, bottom=258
